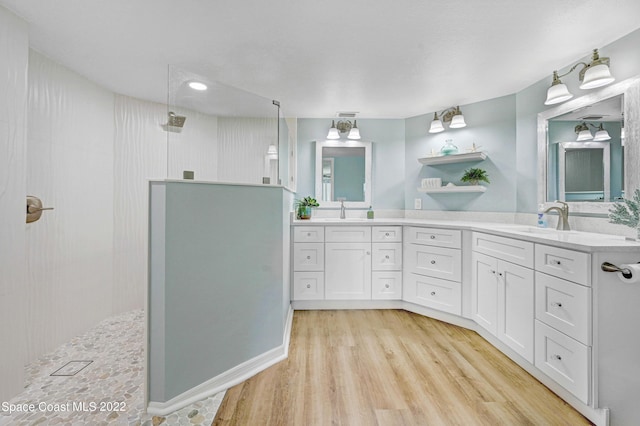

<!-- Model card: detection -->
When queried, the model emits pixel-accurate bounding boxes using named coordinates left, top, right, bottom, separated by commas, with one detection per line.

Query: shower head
left=167, top=111, right=186, bottom=128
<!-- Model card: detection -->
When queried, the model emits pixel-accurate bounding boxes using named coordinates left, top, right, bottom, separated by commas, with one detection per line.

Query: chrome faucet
left=338, top=198, right=346, bottom=219
left=544, top=200, right=571, bottom=231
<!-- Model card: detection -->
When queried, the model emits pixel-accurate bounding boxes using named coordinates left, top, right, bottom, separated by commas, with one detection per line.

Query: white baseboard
left=147, top=305, right=294, bottom=416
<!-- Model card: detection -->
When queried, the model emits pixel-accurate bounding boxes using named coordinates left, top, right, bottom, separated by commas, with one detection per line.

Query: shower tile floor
left=0, top=310, right=224, bottom=425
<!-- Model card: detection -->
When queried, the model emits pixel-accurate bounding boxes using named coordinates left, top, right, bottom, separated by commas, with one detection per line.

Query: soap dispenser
left=367, top=206, right=374, bottom=219
left=537, top=204, right=548, bottom=228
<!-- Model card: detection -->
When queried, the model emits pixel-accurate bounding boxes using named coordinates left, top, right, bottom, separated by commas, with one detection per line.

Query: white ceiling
left=3, top=0, right=640, bottom=118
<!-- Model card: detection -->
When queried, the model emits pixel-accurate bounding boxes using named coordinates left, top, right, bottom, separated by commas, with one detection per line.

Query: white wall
left=0, top=5, right=28, bottom=401
left=218, top=117, right=278, bottom=184
left=26, top=51, right=115, bottom=362
left=113, top=95, right=167, bottom=314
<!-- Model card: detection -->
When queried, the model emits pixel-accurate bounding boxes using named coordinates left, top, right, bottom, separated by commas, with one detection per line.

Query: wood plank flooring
left=213, top=310, right=591, bottom=426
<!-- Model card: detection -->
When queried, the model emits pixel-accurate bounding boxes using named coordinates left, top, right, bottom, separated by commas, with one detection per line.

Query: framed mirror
left=538, top=76, right=640, bottom=215
left=315, top=140, right=372, bottom=208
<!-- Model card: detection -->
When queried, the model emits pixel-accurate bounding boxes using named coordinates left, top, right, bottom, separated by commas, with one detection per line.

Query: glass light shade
left=429, top=119, right=445, bottom=133
left=544, top=83, right=573, bottom=105
left=593, top=129, right=611, bottom=141
left=580, top=64, right=615, bottom=90
left=576, top=129, right=593, bottom=141
left=188, top=81, right=208, bottom=91
left=327, top=120, right=340, bottom=139
left=347, top=127, right=361, bottom=140
left=449, top=113, right=466, bottom=128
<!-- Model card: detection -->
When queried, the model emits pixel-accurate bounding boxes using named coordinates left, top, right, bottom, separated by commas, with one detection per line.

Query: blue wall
left=297, top=118, right=405, bottom=209
left=405, top=95, right=517, bottom=212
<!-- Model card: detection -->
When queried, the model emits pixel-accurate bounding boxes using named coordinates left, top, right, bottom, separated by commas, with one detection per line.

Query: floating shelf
left=418, top=152, right=487, bottom=166
left=417, top=185, right=487, bottom=193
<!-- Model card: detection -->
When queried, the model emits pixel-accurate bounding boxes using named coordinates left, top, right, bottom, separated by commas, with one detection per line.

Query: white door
left=325, top=242, right=372, bottom=300
left=498, top=260, right=535, bottom=362
left=471, top=251, right=498, bottom=335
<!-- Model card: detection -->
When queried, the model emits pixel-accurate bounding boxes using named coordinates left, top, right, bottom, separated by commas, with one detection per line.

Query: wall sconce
left=574, top=122, right=611, bottom=142
left=544, top=48, right=615, bottom=106
left=428, top=106, right=466, bottom=133
left=327, top=120, right=361, bottom=140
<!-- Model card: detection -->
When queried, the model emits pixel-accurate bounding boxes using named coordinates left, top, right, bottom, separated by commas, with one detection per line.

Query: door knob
left=26, top=196, right=54, bottom=223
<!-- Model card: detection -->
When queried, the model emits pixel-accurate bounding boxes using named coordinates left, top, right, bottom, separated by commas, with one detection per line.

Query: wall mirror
left=315, top=140, right=372, bottom=208
left=538, top=76, right=640, bottom=215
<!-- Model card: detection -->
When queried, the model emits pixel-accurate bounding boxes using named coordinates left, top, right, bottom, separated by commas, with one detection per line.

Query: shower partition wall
left=167, top=65, right=296, bottom=188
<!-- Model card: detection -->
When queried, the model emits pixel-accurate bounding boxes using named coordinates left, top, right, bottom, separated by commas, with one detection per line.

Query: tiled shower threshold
left=0, top=310, right=224, bottom=425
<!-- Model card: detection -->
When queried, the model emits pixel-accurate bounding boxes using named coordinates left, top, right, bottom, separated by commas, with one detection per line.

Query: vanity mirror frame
left=537, top=76, right=640, bottom=215
left=315, top=140, right=372, bottom=208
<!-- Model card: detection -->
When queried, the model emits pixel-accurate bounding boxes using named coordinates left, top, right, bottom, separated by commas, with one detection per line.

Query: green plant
left=609, top=189, right=640, bottom=229
left=460, top=168, right=490, bottom=185
left=294, top=196, right=319, bottom=219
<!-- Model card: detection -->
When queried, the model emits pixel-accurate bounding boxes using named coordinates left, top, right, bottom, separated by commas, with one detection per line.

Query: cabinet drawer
left=293, top=272, right=324, bottom=300
left=372, top=243, right=402, bottom=271
left=293, top=226, right=324, bottom=243
left=292, top=243, right=324, bottom=271
left=535, top=245, right=590, bottom=286
left=372, top=271, right=402, bottom=300
left=535, top=272, right=591, bottom=345
left=325, top=226, right=371, bottom=243
left=535, top=320, right=590, bottom=404
left=404, top=273, right=461, bottom=315
left=471, top=232, right=534, bottom=268
left=404, top=244, right=461, bottom=282
left=372, top=226, right=402, bottom=242
left=404, top=226, right=461, bottom=249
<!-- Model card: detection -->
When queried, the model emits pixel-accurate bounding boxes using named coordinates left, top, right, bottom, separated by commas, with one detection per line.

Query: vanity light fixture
left=574, top=122, right=611, bottom=142
left=188, top=81, right=208, bottom=91
left=326, top=119, right=361, bottom=140
left=428, top=106, right=466, bottom=133
left=544, top=48, right=615, bottom=105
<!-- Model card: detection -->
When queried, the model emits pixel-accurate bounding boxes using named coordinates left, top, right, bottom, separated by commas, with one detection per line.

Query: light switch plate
left=414, top=198, right=422, bottom=209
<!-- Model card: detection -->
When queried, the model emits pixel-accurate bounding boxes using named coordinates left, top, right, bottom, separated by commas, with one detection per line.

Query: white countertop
left=292, top=217, right=640, bottom=252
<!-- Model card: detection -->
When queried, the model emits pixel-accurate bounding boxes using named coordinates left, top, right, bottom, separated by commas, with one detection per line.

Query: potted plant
left=460, top=168, right=490, bottom=186
left=295, top=196, right=319, bottom=220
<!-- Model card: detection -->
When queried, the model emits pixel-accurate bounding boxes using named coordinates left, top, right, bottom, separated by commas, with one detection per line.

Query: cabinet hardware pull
left=366, top=251, right=371, bottom=255
left=306, top=256, right=311, bottom=260
left=498, top=272, right=503, bottom=277
left=385, top=284, right=390, bottom=288
left=430, top=260, right=436, bottom=264
left=385, top=255, right=390, bottom=259
left=430, top=235, right=436, bottom=239
left=552, top=302, right=563, bottom=308
left=306, top=284, right=311, bottom=289
left=552, top=260, right=562, bottom=265
left=552, top=354, right=562, bottom=361
left=385, top=232, right=390, bottom=236
left=307, top=232, right=311, bottom=236
left=491, top=270, right=496, bottom=274
left=430, top=291, right=436, bottom=296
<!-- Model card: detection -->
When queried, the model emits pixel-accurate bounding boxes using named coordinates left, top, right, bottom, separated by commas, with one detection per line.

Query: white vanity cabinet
left=471, top=233, right=535, bottom=363
left=292, top=226, right=325, bottom=300
left=534, top=244, right=592, bottom=404
left=371, top=227, right=403, bottom=300
left=293, top=225, right=403, bottom=301
left=403, top=227, right=463, bottom=314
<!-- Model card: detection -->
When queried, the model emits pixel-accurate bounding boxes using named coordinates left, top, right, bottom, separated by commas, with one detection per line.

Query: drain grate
left=50, top=360, right=93, bottom=377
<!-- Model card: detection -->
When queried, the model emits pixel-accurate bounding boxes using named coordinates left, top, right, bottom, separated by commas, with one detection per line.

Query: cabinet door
left=498, top=260, right=535, bottom=363
left=471, top=251, right=498, bottom=335
left=325, top=242, right=372, bottom=300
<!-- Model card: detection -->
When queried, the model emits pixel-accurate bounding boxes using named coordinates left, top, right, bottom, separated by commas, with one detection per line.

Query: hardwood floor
left=213, top=310, right=591, bottom=426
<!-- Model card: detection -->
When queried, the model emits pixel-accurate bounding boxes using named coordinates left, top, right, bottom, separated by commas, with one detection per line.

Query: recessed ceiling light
left=188, top=81, right=207, bottom=91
